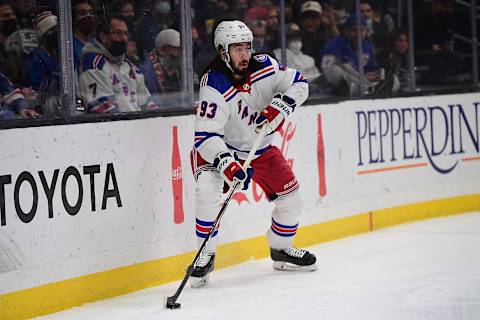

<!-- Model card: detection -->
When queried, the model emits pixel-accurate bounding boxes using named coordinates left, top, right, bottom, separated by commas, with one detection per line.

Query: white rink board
left=0, top=93, right=479, bottom=294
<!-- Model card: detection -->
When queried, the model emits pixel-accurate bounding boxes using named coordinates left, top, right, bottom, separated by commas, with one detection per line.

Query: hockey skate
left=270, top=246, right=317, bottom=272
left=190, top=252, right=215, bottom=288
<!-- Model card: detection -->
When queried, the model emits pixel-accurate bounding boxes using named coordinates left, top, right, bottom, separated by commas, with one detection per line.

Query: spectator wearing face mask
left=110, top=0, right=140, bottom=64
left=72, top=0, right=97, bottom=71
left=273, top=23, right=320, bottom=82
left=140, top=28, right=181, bottom=96
left=77, top=15, right=158, bottom=113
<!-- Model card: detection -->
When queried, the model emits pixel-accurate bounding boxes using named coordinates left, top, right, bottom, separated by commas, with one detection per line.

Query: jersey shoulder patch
left=250, top=54, right=274, bottom=73
left=253, top=54, right=269, bottom=63
left=81, top=53, right=106, bottom=72
left=203, top=70, right=232, bottom=95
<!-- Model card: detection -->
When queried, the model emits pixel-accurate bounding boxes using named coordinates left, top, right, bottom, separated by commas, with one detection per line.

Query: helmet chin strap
left=220, top=48, right=236, bottom=73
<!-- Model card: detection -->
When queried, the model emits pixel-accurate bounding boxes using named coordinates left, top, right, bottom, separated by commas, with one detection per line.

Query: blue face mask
left=155, top=2, right=171, bottom=15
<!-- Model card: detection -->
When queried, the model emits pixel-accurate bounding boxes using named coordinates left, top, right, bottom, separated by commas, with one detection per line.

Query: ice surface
left=35, top=212, right=480, bottom=320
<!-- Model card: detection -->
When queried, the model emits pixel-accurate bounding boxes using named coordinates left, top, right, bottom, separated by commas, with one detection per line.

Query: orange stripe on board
left=358, top=162, right=428, bottom=175
left=462, top=156, right=480, bottom=162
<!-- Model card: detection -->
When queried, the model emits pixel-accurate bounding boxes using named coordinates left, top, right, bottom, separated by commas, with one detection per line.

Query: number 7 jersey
left=194, top=54, right=309, bottom=164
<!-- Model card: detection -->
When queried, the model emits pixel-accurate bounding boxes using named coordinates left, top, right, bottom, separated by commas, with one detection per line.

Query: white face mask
left=288, top=40, right=302, bottom=54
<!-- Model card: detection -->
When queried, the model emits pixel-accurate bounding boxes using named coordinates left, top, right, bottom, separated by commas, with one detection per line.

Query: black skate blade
left=165, top=296, right=181, bottom=309
left=273, top=261, right=318, bottom=272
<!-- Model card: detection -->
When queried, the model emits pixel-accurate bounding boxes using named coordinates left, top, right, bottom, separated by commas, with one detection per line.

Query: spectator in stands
left=414, top=0, right=465, bottom=84
left=110, top=0, right=139, bottom=64
left=192, top=0, right=230, bottom=40
left=265, top=4, right=280, bottom=52
left=298, top=1, right=339, bottom=69
left=248, top=19, right=270, bottom=54
left=359, top=0, right=394, bottom=53
left=72, top=0, right=97, bottom=71
left=140, top=28, right=181, bottom=95
left=414, top=0, right=454, bottom=52
left=192, top=24, right=215, bottom=81
left=24, top=11, right=60, bottom=115
left=232, top=0, right=248, bottom=20
left=0, top=1, right=18, bottom=75
left=2, top=0, right=39, bottom=86
left=111, top=0, right=136, bottom=30
left=320, top=14, right=381, bottom=96
left=377, top=28, right=411, bottom=95
left=11, top=0, right=35, bottom=29
left=273, top=23, right=320, bottom=83
left=77, top=15, right=158, bottom=113
left=0, top=71, right=39, bottom=119
left=135, top=0, right=176, bottom=55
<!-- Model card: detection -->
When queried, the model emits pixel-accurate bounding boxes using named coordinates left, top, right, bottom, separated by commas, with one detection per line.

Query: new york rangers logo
left=253, top=54, right=267, bottom=62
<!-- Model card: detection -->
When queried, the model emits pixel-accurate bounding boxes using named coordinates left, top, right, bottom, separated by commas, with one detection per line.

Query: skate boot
left=270, top=246, right=317, bottom=271
left=190, top=252, right=215, bottom=288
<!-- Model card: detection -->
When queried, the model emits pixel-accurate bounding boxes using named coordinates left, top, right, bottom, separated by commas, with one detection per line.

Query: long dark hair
left=388, top=28, right=408, bottom=54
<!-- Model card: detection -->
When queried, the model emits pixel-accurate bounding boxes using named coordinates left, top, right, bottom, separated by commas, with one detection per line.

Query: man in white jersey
left=77, top=15, right=158, bottom=113
left=190, top=20, right=317, bottom=287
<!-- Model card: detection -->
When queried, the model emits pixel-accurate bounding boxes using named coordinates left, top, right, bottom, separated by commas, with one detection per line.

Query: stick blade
left=165, top=296, right=181, bottom=309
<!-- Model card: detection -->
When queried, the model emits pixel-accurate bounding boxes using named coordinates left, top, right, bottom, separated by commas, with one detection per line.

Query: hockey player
left=190, top=20, right=316, bottom=287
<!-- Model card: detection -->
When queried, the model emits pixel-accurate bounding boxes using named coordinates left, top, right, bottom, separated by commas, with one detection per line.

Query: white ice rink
left=35, top=212, right=480, bottom=320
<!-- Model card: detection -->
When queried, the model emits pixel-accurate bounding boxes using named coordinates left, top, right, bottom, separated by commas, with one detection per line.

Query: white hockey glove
left=255, top=94, right=296, bottom=135
left=213, top=152, right=253, bottom=190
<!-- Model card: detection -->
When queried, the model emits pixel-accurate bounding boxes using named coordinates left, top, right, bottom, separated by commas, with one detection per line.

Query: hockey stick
left=166, top=124, right=268, bottom=309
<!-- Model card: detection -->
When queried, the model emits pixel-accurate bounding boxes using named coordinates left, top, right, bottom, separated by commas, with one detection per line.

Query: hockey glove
left=213, top=152, right=253, bottom=191
left=255, top=94, right=296, bottom=135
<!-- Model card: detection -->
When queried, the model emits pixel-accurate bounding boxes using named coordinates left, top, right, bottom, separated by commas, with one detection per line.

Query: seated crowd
left=0, top=0, right=470, bottom=120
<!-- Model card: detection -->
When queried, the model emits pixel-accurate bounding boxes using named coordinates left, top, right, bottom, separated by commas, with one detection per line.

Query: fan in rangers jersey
left=77, top=15, right=158, bottom=113
left=190, top=20, right=317, bottom=288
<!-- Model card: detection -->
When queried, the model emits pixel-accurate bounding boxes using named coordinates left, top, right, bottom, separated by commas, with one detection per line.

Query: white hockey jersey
left=77, top=40, right=158, bottom=113
left=194, top=54, right=309, bottom=164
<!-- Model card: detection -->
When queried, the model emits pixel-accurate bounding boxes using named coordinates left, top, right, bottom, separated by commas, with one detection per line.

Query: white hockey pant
left=195, top=170, right=224, bottom=254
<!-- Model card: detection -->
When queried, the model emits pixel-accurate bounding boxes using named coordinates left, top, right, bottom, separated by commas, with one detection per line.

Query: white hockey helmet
left=213, top=20, right=253, bottom=66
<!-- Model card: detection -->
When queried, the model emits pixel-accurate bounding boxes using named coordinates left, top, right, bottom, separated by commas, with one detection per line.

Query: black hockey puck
left=165, top=296, right=181, bottom=309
